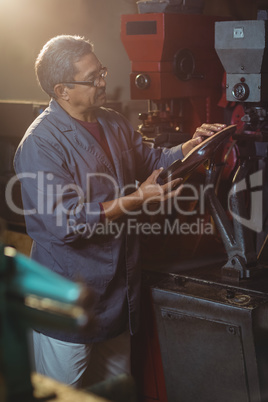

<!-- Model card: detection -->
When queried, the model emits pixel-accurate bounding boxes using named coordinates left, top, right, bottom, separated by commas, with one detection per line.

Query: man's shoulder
left=14, top=101, right=69, bottom=164
left=20, top=100, right=71, bottom=142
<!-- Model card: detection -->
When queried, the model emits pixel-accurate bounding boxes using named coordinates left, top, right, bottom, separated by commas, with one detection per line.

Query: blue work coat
left=14, top=99, right=183, bottom=342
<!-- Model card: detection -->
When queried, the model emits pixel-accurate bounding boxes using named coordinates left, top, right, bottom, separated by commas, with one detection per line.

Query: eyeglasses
left=61, top=67, right=108, bottom=87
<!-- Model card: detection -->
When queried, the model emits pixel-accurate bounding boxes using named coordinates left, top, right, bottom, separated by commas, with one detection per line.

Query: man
left=14, top=35, right=225, bottom=388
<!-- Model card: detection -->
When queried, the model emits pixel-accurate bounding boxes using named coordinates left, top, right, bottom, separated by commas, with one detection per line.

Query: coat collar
left=46, top=100, right=125, bottom=189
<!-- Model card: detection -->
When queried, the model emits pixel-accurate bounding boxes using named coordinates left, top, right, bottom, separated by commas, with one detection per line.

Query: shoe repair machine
left=121, top=2, right=268, bottom=401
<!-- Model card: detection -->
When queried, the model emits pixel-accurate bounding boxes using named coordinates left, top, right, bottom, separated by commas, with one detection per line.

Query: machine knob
left=135, top=74, right=150, bottom=89
left=232, top=82, right=250, bottom=101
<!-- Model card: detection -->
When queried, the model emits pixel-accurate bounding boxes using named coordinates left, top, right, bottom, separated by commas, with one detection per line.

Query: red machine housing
left=121, top=13, right=225, bottom=135
left=121, top=12, right=230, bottom=402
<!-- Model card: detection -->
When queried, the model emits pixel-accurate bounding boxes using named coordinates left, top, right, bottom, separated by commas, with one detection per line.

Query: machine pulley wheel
left=173, top=48, right=195, bottom=81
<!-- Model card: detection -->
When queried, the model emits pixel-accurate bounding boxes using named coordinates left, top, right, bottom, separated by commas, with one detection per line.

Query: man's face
left=65, top=52, right=107, bottom=115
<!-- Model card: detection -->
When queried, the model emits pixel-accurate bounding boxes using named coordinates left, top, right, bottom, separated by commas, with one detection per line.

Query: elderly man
left=14, top=35, right=225, bottom=388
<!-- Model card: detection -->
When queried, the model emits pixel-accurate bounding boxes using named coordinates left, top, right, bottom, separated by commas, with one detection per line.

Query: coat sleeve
left=14, top=134, right=102, bottom=243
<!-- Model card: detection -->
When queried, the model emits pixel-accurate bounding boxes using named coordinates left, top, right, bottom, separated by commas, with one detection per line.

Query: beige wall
left=0, top=0, right=145, bottom=124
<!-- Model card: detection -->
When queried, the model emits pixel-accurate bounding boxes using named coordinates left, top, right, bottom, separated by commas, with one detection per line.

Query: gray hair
left=35, top=35, right=93, bottom=98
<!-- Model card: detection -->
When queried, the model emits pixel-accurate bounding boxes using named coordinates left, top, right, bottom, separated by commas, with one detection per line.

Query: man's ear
left=54, top=84, right=70, bottom=100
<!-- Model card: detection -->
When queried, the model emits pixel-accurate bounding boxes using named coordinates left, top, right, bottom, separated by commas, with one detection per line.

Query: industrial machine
left=121, top=0, right=232, bottom=269
left=0, top=237, right=96, bottom=402
left=122, top=3, right=268, bottom=402
left=152, top=122, right=268, bottom=401
left=154, top=16, right=268, bottom=402
left=121, top=3, right=225, bottom=148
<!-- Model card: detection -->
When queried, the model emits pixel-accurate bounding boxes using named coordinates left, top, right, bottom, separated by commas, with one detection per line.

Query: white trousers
left=32, top=330, right=131, bottom=388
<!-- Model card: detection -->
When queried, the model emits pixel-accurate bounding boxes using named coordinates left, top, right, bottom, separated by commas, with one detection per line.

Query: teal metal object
left=0, top=243, right=88, bottom=402
left=7, top=247, right=80, bottom=303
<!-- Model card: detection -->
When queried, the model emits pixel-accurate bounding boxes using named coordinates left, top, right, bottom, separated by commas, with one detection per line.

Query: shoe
left=159, top=124, right=237, bottom=182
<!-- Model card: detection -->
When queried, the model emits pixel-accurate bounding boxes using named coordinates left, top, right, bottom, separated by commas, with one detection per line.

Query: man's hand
left=101, top=169, right=183, bottom=221
left=181, top=123, right=226, bottom=157
left=138, top=168, right=183, bottom=204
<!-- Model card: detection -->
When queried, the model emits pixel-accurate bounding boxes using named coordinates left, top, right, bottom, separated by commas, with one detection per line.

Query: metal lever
left=204, top=160, right=258, bottom=281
